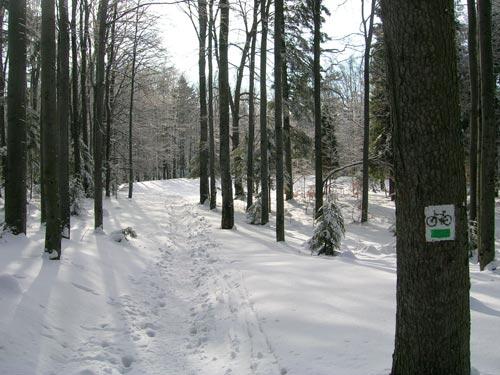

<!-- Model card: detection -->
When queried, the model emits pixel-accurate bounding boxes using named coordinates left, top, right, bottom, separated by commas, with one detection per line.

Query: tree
left=380, top=0, right=470, bottom=373
left=313, top=0, right=322, bottom=218
left=71, top=0, right=81, bottom=182
left=0, top=1, right=6, bottom=199
left=478, top=0, right=496, bottom=269
left=361, top=0, right=376, bottom=223
left=41, top=0, right=61, bottom=257
left=275, top=0, right=285, bottom=241
left=94, top=0, right=109, bottom=229
left=58, top=0, right=71, bottom=238
left=208, top=0, right=217, bottom=209
left=260, top=0, right=270, bottom=225
left=5, top=0, right=28, bottom=235
left=219, top=0, right=234, bottom=229
left=198, top=0, right=209, bottom=205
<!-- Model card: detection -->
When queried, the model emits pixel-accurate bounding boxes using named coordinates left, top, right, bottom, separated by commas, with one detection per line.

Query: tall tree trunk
left=5, top=0, right=27, bottom=234
left=93, top=0, right=109, bottom=229
left=468, top=0, right=479, bottom=226
left=71, top=0, right=80, bottom=181
left=208, top=0, right=217, bottom=210
left=313, top=0, right=322, bottom=218
left=361, top=0, right=376, bottom=223
left=478, top=0, right=496, bottom=269
left=41, top=0, right=61, bottom=257
left=0, top=3, right=6, bottom=198
left=219, top=0, right=234, bottom=229
left=380, top=1, right=471, bottom=373
left=199, top=0, right=209, bottom=204
left=128, top=2, right=140, bottom=200
left=58, top=0, right=70, bottom=239
left=246, top=0, right=258, bottom=210
left=283, top=57, right=293, bottom=201
left=105, top=2, right=117, bottom=198
left=274, top=0, right=285, bottom=242
left=80, top=0, right=90, bottom=194
left=260, top=0, right=270, bottom=225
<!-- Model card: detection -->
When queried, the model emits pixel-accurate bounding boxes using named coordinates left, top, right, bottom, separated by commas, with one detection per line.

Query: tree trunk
left=199, top=0, right=209, bottom=204
left=260, top=0, right=270, bottom=225
left=478, top=0, right=496, bottom=269
left=208, top=0, right=217, bottom=210
left=93, top=0, right=109, bottom=229
left=246, top=0, right=258, bottom=210
left=380, top=1, right=471, bottom=373
left=219, top=0, right=234, bottom=229
left=41, top=0, right=61, bottom=257
left=5, top=0, right=27, bottom=234
left=128, top=2, right=140, bottom=200
left=58, top=0, right=70, bottom=239
left=274, top=0, right=285, bottom=242
left=313, top=0, right=322, bottom=218
left=361, top=0, right=376, bottom=223
left=0, top=3, right=6, bottom=198
left=282, top=17, right=293, bottom=201
left=467, top=0, right=479, bottom=225
left=71, top=0, right=80, bottom=181
left=80, top=0, right=90, bottom=194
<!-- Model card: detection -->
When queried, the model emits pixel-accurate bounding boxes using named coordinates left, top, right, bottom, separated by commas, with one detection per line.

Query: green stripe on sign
left=431, top=229, right=451, bottom=238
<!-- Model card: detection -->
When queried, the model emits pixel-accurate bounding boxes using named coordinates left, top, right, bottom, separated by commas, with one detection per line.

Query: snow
left=0, top=177, right=499, bottom=374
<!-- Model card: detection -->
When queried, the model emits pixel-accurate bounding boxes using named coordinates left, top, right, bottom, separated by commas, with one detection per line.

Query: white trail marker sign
left=424, top=204, right=455, bottom=242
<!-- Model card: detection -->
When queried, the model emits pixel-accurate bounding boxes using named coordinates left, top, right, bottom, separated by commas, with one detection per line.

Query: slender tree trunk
left=58, top=0, right=70, bottom=238
left=274, top=0, right=285, bottom=242
left=128, top=3, right=140, bottom=200
left=41, top=0, right=61, bottom=257
left=80, top=0, right=90, bottom=194
left=478, top=0, right=496, bottom=269
left=93, top=0, right=109, bottom=229
left=219, top=0, right=234, bottom=229
left=5, top=0, right=27, bottom=234
left=208, top=0, right=217, bottom=210
left=313, top=0, right=322, bottom=218
left=0, top=3, right=6, bottom=198
left=246, top=0, right=258, bottom=210
left=105, top=3, right=117, bottom=198
left=199, top=0, right=209, bottom=204
left=468, top=0, right=479, bottom=225
left=71, top=0, right=80, bottom=181
left=283, top=58, right=293, bottom=201
left=361, top=0, right=376, bottom=223
left=380, top=0, right=471, bottom=373
left=260, top=0, right=270, bottom=225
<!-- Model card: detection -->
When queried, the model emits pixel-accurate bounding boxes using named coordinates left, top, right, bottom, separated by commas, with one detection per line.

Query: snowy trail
left=1, top=178, right=499, bottom=375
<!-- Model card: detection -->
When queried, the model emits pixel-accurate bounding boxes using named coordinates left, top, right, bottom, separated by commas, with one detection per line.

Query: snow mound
left=0, top=274, right=22, bottom=295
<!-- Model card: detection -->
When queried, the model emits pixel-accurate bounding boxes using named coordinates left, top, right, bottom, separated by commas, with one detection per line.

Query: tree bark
left=380, top=1, right=471, bottom=373
left=80, top=0, right=90, bottom=194
left=208, top=0, right=217, bottom=210
left=58, top=0, right=71, bottom=238
left=219, top=0, right=234, bottom=229
left=0, top=3, right=6, bottom=198
left=467, top=0, right=479, bottom=225
left=478, top=0, right=496, bottom=269
left=283, top=50, right=293, bottom=201
left=274, top=0, right=285, bottom=242
left=260, top=0, right=270, bottom=225
left=361, top=0, right=376, bottom=223
left=71, top=0, right=80, bottom=181
left=313, top=0, right=322, bottom=218
left=93, top=0, right=109, bottom=229
left=199, top=0, right=209, bottom=204
left=41, top=0, right=61, bottom=257
left=5, top=0, right=27, bottom=234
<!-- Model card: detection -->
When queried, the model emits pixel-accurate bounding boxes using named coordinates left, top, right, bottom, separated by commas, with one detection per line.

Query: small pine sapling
left=308, top=196, right=345, bottom=256
left=246, top=194, right=262, bottom=224
left=69, top=177, right=85, bottom=216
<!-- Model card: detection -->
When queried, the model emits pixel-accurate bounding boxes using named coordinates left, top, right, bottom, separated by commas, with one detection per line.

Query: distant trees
left=381, top=0, right=471, bottom=372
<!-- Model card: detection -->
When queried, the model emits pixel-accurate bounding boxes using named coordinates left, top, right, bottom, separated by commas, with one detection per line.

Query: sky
left=151, top=0, right=365, bottom=84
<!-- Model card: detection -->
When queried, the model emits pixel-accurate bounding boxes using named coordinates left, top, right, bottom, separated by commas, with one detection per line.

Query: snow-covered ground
left=0, top=178, right=499, bottom=375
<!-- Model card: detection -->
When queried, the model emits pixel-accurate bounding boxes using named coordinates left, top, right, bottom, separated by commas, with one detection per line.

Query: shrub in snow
left=110, top=227, right=137, bottom=242
left=308, top=196, right=345, bottom=256
left=70, top=177, right=85, bottom=216
left=246, top=195, right=262, bottom=224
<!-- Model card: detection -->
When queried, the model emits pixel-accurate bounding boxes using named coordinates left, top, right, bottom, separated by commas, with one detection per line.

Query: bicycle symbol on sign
left=425, top=210, right=452, bottom=227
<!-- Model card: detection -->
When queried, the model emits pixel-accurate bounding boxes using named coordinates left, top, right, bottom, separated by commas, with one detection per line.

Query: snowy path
left=1, top=178, right=499, bottom=375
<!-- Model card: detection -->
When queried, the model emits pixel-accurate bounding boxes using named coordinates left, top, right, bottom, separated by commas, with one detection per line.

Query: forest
left=0, top=0, right=499, bottom=374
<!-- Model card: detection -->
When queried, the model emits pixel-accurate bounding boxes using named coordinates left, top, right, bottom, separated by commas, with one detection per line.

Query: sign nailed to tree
left=424, top=205, right=455, bottom=242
